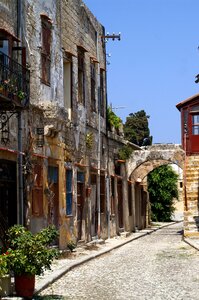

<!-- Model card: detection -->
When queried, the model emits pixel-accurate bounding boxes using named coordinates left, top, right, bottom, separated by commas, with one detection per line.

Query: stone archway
left=125, top=144, right=185, bottom=232
left=127, top=144, right=185, bottom=182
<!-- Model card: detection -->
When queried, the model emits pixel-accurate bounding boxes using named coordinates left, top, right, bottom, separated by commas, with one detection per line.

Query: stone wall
left=184, top=155, right=199, bottom=237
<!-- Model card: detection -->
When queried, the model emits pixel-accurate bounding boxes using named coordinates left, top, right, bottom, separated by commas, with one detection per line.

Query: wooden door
left=0, top=160, right=17, bottom=245
left=77, top=182, right=84, bottom=241
left=91, top=174, right=97, bottom=237
left=32, top=164, right=43, bottom=217
left=117, top=181, right=123, bottom=229
left=47, top=166, right=59, bottom=229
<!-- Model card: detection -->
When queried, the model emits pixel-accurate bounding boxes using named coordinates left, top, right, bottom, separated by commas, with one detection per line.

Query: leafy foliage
left=124, top=110, right=152, bottom=146
left=6, top=225, right=59, bottom=276
left=147, top=165, right=179, bottom=222
left=0, top=251, right=10, bottom=276
left=67, top=240, right=76, bottom=252
left=118, top=144, right=133, bottom=160
left=107, top=106, right=122, bottom=130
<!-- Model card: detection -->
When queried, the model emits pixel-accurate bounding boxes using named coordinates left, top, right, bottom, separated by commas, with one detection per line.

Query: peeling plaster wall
left=26, top=0, right=64, bottom=108
left=23, top=0, right=109, bottom=247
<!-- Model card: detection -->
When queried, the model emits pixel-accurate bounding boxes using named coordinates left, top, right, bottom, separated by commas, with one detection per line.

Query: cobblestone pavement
left=35, top=223, right=199, bottom=300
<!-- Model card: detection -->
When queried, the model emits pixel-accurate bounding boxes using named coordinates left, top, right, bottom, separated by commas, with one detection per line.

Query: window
left=63, top=54, right=72, bottom=119
left=192, top=115, right=199, bottom=135
left=66, top=169, right=73, bottom=215
left=77, top=171, right=85, bottom=183
left=100, top=69, right=105, bottom=117
left=78, top=48, right=85, bottom=104
left=41, top=15, right=52, bottom=85
left=183, top=109, right=188, bottom=134
left=115, top=162, right=121, bottom=176
left=0, top=39, right=8, bottom=56
left=90, top=61, right=96, bottom=112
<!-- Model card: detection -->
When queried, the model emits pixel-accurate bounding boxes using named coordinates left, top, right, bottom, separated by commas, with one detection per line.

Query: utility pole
left=97, top=31, right=121, bottom=239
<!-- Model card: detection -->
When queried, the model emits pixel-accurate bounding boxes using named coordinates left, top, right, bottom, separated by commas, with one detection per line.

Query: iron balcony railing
left=0, top=50, right=30, bottom=107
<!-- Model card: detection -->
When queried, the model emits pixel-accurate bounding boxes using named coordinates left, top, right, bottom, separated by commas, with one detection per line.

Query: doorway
left=47, top=166, right=59, bottom=229
left=0, top=160, right=17, bottom=244
left=77, top=171, right=85, bottom=241
left=117, top=180, right=123, bottom=229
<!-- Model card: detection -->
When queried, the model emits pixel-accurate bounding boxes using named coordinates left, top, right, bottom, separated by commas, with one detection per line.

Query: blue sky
left=83, top=0, right=199, bottom=144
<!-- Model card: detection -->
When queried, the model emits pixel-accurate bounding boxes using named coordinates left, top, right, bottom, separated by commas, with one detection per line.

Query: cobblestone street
left=37, top=223, right=199, bottom=300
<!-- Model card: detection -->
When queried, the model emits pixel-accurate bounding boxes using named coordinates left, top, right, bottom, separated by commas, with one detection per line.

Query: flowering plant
left=0, top=79, right=26, bottom=101
left=0, top=251, right=10, bottom=277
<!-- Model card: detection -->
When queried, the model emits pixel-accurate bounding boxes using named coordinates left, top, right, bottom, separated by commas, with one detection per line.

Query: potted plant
left=6, top=225, right=59, bottom=298
left=0, top=251, right=12, bottom=297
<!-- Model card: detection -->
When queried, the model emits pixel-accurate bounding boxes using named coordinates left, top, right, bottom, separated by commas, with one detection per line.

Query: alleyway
left=36, top=223, right=199, bottom=300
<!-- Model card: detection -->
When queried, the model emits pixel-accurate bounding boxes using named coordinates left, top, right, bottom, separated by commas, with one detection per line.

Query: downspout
left=17, top=0, right=24, bottom=225
left=96, top=30, right=101, bottom=238
left=183, top=123, right=188, bottom=211
left=104, top=29, right=111, bottom=239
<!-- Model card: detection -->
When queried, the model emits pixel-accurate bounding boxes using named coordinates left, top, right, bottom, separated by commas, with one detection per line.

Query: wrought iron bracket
left=0, top=109, right=19, bottom=145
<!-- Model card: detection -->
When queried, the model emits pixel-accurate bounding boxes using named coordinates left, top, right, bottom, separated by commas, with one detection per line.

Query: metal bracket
left=0, top=110, right=18, bottom=145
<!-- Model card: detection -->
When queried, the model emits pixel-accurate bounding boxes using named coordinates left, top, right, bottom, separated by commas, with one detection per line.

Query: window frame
left=63, top=53, right=73, bottom=119
left=90, top=61, right=96, bottom=112
left=100, top=69, right=105, bottom=117
left=77, top=48, right=85, bottom=105
left=41, top=15, right=52, bottom=86
left=192, top=114, right=199, bottom=135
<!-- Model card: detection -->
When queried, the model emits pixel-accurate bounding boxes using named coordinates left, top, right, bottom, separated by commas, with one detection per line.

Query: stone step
left=119, top=231, right=131, bottom=238
left=91, top=235, right=98, bottom=241
left=119, top=227, right=125, bottom=233
left=86, top=239, right=105, bottom=247
left=77, top=239, right=86, bottom=247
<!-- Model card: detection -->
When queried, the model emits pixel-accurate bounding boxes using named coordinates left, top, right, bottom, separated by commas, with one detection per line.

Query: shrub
left=6, top=225, right=59, bottom=276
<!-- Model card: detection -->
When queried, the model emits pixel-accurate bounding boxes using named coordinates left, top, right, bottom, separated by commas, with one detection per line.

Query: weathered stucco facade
left=0, top=0, right=140, bottom=249
left=0, top=0, right=186, bottom=250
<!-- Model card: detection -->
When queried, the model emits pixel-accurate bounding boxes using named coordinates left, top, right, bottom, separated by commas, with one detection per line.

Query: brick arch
left=126, top=144, right=185, bottom=182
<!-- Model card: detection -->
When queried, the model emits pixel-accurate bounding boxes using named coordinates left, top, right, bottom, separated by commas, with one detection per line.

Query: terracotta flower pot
left=15, top=274, right=35, bottom=298
left=0, top=274, right=12, bottom=297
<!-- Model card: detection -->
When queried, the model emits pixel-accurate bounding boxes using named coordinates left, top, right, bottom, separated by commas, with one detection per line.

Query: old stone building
left=24, top=0, right=110, bottom=248
left=0, top=0, right=187, bottom=250
left=0, top=0, right=30, bottom=243
left=0, top=0, right=144, bottom=249
left=177, top=94, right=199, bottom=237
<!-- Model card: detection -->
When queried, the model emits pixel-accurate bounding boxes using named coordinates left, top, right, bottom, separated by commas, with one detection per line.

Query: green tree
left=147, top=165, right=179, bottom=222
left=124, top=110, right=152, bottom=146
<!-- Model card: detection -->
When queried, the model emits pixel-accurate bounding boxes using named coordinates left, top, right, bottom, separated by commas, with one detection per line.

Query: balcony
left=0, top=50, right=30, bottom=109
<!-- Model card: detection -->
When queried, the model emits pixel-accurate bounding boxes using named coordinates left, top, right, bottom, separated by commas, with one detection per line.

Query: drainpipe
left=17, top=0, right=24, bottom=225
left=183, top=124, right=188, bottom=211
left=96, top=31, right=101, bottom=239
left=104, top=32, right=110, bottom=239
